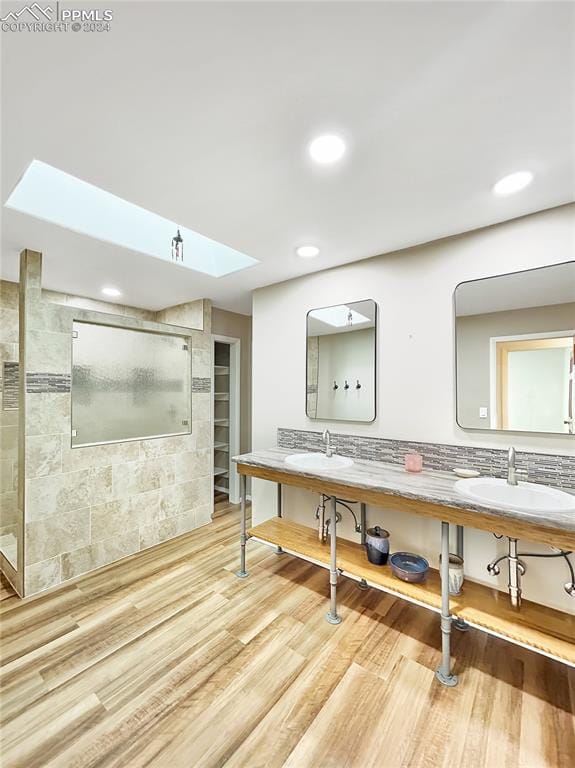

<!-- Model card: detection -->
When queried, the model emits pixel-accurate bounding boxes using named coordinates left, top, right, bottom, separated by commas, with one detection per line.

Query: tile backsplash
left=2, top=362, right=19, bottom=410
left=26, top=372, right=71, bottom=393
left=277, top=428, right=575, bottom=490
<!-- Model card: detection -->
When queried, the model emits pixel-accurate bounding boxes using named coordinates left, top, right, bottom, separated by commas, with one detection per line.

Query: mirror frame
left=453, top=261, right=575, bottom=436
left=305, top=299, right=378, bottom=423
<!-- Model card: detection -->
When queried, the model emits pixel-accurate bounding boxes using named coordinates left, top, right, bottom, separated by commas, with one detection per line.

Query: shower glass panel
left=72, top=321, right=191, bottom=447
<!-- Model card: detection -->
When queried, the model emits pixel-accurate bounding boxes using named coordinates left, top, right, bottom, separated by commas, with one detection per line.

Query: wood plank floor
left=1, top=506, right=574, bottom=768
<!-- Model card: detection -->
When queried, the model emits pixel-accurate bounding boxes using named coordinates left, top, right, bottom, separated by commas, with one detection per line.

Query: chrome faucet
left=323, top=429, right=333, bottom=458
left=507, top=446, right=526, bottom=486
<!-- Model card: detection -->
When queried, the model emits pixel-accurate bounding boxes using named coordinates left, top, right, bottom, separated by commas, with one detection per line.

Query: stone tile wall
left=306, top=336, right=319, bottom=418
left=8, top=252, right=214, bottom=596
left=0, top=280, right=20, bottom=579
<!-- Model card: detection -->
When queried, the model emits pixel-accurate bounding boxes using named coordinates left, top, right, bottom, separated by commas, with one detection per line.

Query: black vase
left=365, top=526, right=390, bottom=565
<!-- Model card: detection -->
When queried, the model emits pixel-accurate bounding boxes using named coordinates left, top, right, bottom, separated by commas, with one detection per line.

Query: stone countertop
left=233, top=447, right=575, bottom=535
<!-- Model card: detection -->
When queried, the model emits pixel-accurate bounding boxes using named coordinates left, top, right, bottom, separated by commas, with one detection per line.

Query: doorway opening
left=213, top=336, right=241, bottom=512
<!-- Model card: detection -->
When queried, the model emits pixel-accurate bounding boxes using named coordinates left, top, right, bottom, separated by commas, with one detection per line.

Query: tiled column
left=20, top=250, right=80, bottom=595
left=19, top=250, right=46, bottom=595
left=0, top=279, right=21, bottom=593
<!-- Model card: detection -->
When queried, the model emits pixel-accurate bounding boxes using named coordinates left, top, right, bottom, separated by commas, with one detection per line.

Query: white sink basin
left=285, top=452, right=354, bottom=471
left=455, top=477, right=575, bottom=514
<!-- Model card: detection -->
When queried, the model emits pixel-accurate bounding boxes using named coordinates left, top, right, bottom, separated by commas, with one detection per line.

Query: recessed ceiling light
left=296, top=245, right=320, bottom=258
left=308, top=134, right=346, bottom=165
left=493, top=171, right=533, bottom=196
left=101, top=287, right=122, bottom=298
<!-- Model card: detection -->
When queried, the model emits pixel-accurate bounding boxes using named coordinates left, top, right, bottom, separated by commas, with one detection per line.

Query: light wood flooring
left=0, top=506, right=574, bottom=768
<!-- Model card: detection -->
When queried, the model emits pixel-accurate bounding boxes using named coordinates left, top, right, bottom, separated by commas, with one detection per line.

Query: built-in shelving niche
left=213, top=343, right=231, bottom=503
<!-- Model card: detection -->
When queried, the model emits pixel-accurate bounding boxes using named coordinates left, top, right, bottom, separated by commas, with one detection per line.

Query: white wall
left=252, top=204, right=575, bottom=613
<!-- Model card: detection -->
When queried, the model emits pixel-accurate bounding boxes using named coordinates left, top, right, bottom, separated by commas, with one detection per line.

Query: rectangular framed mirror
left=455, top=262, right=575, bottom=435
left=306, top=299, right=377, bottom=422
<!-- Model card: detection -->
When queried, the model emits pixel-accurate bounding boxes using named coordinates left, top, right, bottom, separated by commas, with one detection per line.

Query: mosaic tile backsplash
left=2, top=362, right=19, bottom=410
left=192, top=377, right=211, bottom=393
left=26, top=372, right=71, bottom=393
left=15, top=371, right=210, bottom=395
left=277, top=428, right=575, bottom=490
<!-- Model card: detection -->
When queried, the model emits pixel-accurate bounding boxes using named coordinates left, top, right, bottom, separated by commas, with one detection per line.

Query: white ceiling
left=1, top=0, right=574, bottom=315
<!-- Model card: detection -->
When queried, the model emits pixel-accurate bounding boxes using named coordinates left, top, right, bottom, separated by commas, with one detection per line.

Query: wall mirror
left=455, top=262, right=574, bottom=435
left=306, top=299, right=377, bottom=422
left=72, top=321, right=192, bottom=447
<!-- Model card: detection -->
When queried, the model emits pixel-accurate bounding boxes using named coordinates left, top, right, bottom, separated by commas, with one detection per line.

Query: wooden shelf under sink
left=248, top=518, right=575, bottom=665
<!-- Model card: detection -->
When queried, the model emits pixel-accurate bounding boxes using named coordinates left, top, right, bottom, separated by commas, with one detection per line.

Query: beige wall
left=2, top=253, right=214, bottom=597
left=252, top=203, right=575, bottom=613
left=456, top=303, right=575, bottom=429
left=211, top=308, right=252, bottom=455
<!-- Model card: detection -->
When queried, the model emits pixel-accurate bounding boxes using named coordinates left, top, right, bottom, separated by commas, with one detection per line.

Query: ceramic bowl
left=389, top=552, right=429, bottom=583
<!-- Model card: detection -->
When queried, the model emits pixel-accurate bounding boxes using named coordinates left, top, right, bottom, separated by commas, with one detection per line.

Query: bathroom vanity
left=233, top=448, right=575, bottom=686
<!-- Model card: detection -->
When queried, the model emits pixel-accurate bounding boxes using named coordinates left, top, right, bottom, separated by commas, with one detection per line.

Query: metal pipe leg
left=456, top=525, right=464, bottom=559
left=453, top=525, right=469, bottom=632
left=235, top=474, right=249, bottom=578
left=360, top=503, right=367, bottom=546
left=275, top=483, right=283, bottom=555
left=318, top=495, right=327, bottom=543
left=508, top=537, right=522, bottom=608
left=358, top=504, right=368, bottom=588
left=436, top=521, right=458, bottom=686
left=326, top=496, right=342, bottom=625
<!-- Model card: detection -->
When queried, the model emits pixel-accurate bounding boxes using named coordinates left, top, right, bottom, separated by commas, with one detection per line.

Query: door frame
left=489, top=329, right=574, bottom=430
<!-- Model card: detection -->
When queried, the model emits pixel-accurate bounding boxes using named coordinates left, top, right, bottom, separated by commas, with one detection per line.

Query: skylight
left=5, top=160, right=259, bottom=278
left=309, top=305, right=371, bottom=327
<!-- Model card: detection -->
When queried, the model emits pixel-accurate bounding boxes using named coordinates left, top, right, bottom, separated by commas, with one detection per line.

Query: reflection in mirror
left=306, top=300, right=377, bottom=422
left=455, top=262, right=575, bottom=434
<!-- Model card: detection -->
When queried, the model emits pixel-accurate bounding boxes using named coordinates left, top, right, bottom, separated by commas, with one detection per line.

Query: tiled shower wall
left=0, top=280, right=20, bottom=576
left=2, top=251, right=214, bottom=596
left=278, top=428, right=575, bottom=490
left=306, top=336, right=319, bottom=418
